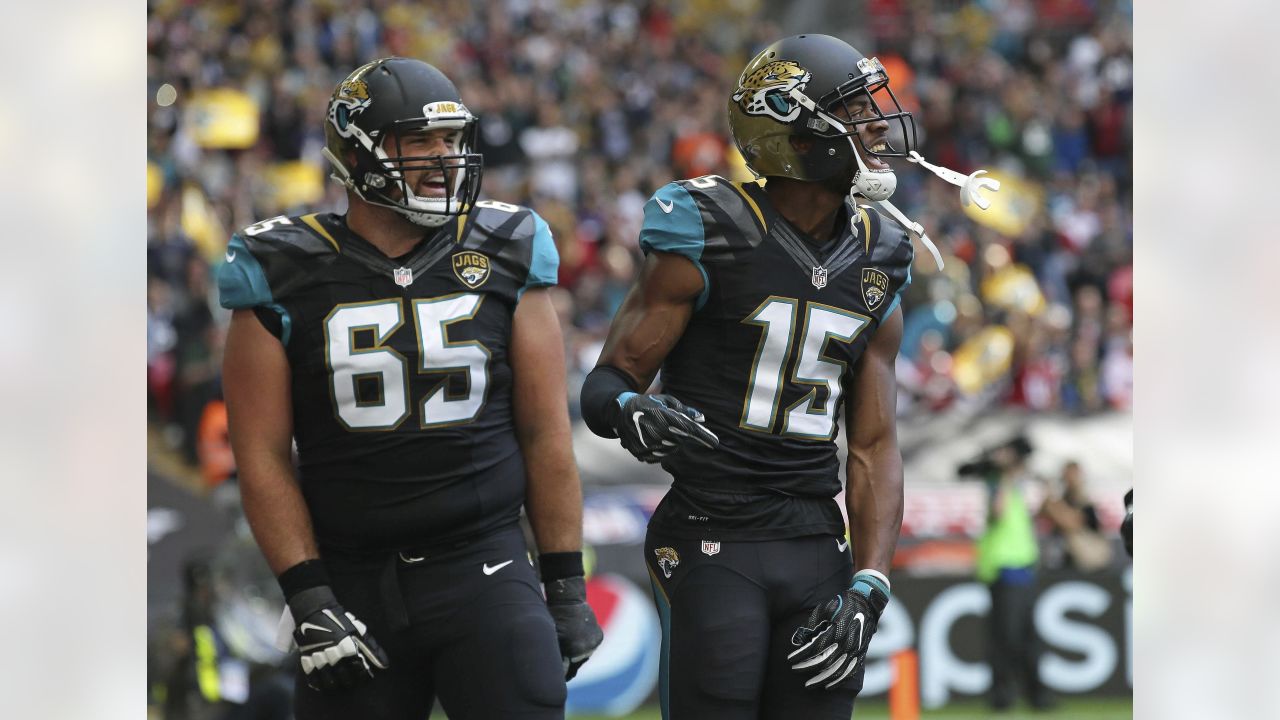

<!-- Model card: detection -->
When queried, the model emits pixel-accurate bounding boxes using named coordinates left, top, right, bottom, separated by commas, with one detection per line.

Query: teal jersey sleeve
left=518, top=210, right=559, bottom=299
left=883, top=261, right=912, bottom=319
left=215, top=233, right=294, bottom=345
left=638, top=182, right=710, bottom=309
left=216, top=234, right=273, bottom=309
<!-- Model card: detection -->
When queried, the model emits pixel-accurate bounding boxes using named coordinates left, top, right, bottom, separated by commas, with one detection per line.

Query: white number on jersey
left=324, top=294, right=489, bottom=430
left=740, top=298, right=871, bottom=440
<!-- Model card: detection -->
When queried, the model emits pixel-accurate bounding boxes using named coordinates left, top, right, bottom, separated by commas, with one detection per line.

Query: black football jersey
left=216, top=202, right=558, bottom=552
left=639, top=176, right=912, bottom=540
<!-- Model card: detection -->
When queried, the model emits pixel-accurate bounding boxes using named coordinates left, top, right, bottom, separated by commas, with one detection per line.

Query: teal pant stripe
left=649, top=577, right=672, bottom=720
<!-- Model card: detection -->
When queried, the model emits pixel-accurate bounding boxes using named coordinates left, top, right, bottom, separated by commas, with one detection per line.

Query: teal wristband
left=851, top=569, right=891, bottom=599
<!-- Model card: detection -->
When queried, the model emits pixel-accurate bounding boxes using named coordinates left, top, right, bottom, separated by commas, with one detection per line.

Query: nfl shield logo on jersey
left=452, top=251, right=491, bottom=289
left=701, top=540, right=721, bottom=556
left=811, top=266, right=828, bottom=289
left=392, top=267, right=414, bottom=287
left=862, top=267, right=889, bottom=310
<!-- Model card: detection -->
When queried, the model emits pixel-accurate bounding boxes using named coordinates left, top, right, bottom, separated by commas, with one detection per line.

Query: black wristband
left=277, top=559, right=331, bottom=601
left=539, top=551, right=585, bottom=583
left=580, top=365, right=639, bottom=439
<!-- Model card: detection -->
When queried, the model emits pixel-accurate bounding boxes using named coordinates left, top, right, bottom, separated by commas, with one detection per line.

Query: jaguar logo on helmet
left=731, top=60, right=812, bottom=123
left=328, top=67, right=375, bottom=139
left=452, top=251, right=491, bottom=289
left=653, top=547, right=680, bottom=579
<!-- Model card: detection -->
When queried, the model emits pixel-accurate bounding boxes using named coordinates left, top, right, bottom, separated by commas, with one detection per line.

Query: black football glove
left=544, top=576, right=604, bottom=680
left=613, top=393, right=719, bottom=463
left=1121, top=489, right=1133, bottom=557
left=788, top=570, right=890, bottom=692
left=287, top=586, right=390, bottom=691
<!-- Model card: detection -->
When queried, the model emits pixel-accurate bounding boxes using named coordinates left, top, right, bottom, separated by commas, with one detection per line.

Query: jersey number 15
left=741, top=297, right=871, bottom=440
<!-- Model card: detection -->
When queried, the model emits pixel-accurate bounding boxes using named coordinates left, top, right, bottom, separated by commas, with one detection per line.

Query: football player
left=219, top=58, right=601, bottom=719
left=581, top=34, right=912, bottom=718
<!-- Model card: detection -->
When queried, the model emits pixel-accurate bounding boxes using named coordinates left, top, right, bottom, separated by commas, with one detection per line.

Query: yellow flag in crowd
left=951, top=325, right=1015, bottom=396
left=263, top=161, right=326, bottom=211
left=962, top=170, right=1043, bottom=237
left=147, top=162, right=163, bottom=209
left=187, top=88, right=260, bottom=149
left=981, top=263, right=1046, bottom=316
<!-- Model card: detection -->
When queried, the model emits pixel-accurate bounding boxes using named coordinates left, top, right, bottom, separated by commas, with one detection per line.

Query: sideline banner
left=862, top=569, right=1132, bottom=707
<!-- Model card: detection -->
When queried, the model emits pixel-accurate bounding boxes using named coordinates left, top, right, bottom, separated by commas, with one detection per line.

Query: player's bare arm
left=222, top=309, right=317, bottom=574
left=845, top=306, right=905, bottom=575
left=582, top=251, right=719, bottom=461
left=597, top=251, right=704, bottom=387
left=511, top=287, right=582, bottom=554
left=511, top=286, right=604, bottom=679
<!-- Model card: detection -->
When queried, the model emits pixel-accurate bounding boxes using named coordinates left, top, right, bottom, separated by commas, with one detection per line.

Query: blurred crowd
left=147, top=0, right=1132, bottom=471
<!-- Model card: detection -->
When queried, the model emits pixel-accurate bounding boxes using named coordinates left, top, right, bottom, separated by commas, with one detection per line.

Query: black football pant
left=644, top=530, right=858, bottom=720
left=293, top=524, right=565, bottom=720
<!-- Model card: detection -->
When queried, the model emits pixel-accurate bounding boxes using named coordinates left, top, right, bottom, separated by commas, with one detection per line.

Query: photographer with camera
left=961, top=436, right=1054, bottom=712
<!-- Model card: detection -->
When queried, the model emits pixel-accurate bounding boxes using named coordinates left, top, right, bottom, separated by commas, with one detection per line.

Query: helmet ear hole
left=789, top=135, right=815, bottom=154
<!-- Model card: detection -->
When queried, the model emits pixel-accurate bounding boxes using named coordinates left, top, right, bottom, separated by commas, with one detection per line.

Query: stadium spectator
left=970, top=437, right=1055, bottom=711
left=1040, top=460, right=1112, bottom=571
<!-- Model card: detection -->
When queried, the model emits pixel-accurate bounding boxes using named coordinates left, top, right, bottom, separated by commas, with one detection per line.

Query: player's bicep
left=223, top=309, right=294, bottom=468
left=597, top=251, right=703, bottom=389
left=510, top=287, right=571, bottom=442
left=846, top=308, right=903, bottom=454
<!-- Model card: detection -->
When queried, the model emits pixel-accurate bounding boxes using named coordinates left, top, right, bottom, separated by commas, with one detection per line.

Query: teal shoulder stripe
left=216, top=234, right=273, bottom=309
left=519, top=210, right=559, bottom=300
left=884, top=260, right=911, bottom=320
left=639, top=183, right=710, bottom=309
left=265, top=303, right=293, bottom=347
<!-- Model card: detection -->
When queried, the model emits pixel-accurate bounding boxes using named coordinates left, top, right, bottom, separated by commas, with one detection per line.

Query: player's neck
left=765, top=178, right=846, bottom=243
left=346, top=197, right=429, bottom=258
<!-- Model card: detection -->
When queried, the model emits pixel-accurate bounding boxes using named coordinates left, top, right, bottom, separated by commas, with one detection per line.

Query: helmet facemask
left=786, top=57, right=917, bottom=202
left=324, top=100, right=484, bottom=228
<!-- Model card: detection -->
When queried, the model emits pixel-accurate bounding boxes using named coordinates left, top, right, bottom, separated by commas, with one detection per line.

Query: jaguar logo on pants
left=654, top=547, right=680, bottom=579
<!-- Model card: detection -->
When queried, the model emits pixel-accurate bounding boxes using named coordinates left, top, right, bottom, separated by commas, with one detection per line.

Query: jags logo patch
left=862, top=267, right=890, bottom=311
left=452, top=251, right=491, bottom=289
left=654, top=547, right=680, bottom=579
left=732, top=60, right=812, bottom=123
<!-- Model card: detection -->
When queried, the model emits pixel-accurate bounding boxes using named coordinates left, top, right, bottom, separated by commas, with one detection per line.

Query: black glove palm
left=288, top=586, right=390, bottom=691
left=545, top=577, right=604, bottom=680
left=788, top=572, right=889, bottom=692
left=614, top=393, right=719, bottom=463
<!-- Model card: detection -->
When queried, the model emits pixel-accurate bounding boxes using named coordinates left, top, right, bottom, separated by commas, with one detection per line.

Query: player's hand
left=787, top=570, right=890, bottom=692
left=287, top=586, right=390, bottom=691
left=544, top=576, right=604, bottom=680
left=614, top=393, right=719, bottom=463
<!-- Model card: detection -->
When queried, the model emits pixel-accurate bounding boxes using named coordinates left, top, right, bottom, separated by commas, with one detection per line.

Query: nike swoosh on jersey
left=836, top=539, right=849, bottom=553
left=225, top=250, right=237, bottom=262
left=483, top=559, right=514, bottom=575
left=656, top=197, right=674, bottom=213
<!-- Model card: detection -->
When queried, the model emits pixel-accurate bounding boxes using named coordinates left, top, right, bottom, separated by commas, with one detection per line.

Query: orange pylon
left=889, top=649, right=920, bottom=720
